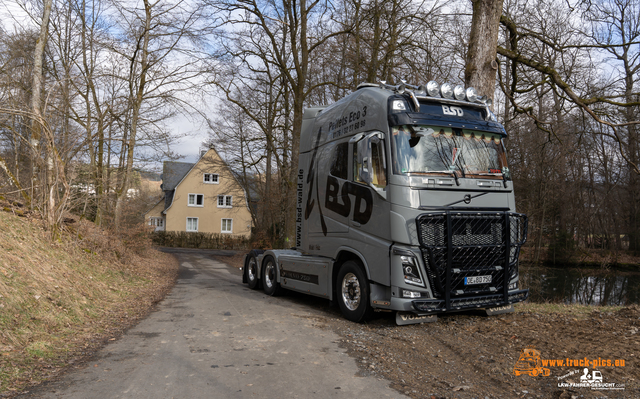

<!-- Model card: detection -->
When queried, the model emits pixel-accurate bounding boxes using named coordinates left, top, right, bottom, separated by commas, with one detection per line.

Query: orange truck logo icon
left=514, top=348, right=551, bottom=377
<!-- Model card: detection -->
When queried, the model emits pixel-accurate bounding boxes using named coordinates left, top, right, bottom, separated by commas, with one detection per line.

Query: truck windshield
left=390, top=125, right=509, bottom=178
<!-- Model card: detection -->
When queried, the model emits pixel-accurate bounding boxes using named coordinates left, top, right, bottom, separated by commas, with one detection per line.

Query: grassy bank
left=0, top=211, right=179, bottom=395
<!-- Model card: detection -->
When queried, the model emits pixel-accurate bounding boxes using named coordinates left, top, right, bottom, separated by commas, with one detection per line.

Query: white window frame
left=188, top=193, right=204, bottom=207
left=149, top=217, right=164, bottom=227
left=203, top=173, right=219, bottom=184
left=217, top=195, right=232, bottom=208
left=186, top=217, right=199, bottom=232
left=221, top=218, right=233, bottom=233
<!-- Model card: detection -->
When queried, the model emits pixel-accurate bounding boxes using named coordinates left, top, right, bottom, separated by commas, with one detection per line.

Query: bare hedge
left=151, top=231, right=250, bottom=250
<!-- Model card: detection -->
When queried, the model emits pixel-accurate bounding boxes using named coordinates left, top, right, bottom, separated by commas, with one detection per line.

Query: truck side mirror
left=360, top=156, right=371, bottom=183
left=357, top=138, right=372, bottom=183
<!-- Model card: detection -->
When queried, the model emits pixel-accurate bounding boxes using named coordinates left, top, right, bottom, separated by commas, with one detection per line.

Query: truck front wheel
left=337, top=261, right=373, bottom=322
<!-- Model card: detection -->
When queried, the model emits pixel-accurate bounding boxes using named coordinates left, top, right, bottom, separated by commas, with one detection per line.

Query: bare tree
left=211, top=0, right=350, bottom=242
left=109, top=0, right=209, bottom=229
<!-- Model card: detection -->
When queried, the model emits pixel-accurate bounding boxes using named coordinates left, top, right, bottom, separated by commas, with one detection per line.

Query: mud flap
left=396, top=312, right=437, bottom=325
left=485, top=304, right=514, bottom=316
left=242, top=254, right=248, bottom=284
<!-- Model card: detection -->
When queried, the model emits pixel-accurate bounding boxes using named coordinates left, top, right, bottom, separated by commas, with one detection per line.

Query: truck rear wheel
left=262, top=255, right=282, bottom=296
left=245, top=250, right=262, bottom=290
left=337, top=260, right=373, bottom=322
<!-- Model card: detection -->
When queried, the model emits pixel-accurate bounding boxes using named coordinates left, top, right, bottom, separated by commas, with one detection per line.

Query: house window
left=186, top=217, right=198, bottom=232
left=217, top=195, right=232, bottom=208
left=188, top=193, right=204, bottom=207
left=221, top=218, right=233, bottom=233
left=204, top=173, right=219, bottom=184
left=149, top=217, right=164, bottom=227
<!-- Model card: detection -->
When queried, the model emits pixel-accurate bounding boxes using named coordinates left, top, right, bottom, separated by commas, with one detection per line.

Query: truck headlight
left=401, top=256, right=424, bottom=287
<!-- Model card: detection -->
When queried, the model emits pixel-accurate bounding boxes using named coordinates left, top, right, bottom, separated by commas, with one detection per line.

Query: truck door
left=349, top=132, right=392, bottom=285
left=318, top=139, right=350, bottom=234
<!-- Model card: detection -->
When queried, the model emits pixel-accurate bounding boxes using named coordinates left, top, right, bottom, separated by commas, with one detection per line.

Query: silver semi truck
left=243, top=81, right=528, bottom=324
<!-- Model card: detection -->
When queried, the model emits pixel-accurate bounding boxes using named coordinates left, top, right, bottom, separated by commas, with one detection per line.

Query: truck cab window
left=330, top=142, right=349, bottom=180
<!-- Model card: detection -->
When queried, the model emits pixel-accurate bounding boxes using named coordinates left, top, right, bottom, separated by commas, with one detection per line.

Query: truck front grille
left=417, top=212, right=527, bottom=300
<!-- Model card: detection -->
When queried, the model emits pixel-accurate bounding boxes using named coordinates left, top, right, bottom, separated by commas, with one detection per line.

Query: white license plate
left=465, top=275, right=492, bottom=285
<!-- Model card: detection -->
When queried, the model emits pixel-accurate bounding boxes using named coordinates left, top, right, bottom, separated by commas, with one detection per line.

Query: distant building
left=145, top=148, right=252, bottom=237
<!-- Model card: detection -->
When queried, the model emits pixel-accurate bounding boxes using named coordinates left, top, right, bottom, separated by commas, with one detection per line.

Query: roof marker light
left=392, top=100, right=407, bottom=111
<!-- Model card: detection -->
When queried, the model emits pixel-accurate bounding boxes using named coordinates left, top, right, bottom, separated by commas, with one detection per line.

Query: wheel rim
left=264, top=261, right=275, bottom=288
left=248, top=258, right=257, bottom=281
left=341, top=272, right=361, bottom=311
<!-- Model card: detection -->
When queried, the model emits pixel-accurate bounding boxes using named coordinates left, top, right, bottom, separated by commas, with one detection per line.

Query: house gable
left=161, top=148, right=252, bottom=236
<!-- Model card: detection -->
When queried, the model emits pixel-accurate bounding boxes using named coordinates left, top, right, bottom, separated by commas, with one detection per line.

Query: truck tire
left=336, top=260, right=373, bottom=322
left=245, top=250, right=262, bottom=290
left=261, top=255, right=282, bottom=296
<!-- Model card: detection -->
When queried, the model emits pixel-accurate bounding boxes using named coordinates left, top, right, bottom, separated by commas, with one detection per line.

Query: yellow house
left=146, top=148, right=253, bottom=237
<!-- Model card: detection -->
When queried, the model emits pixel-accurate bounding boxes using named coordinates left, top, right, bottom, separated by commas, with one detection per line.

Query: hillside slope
left=0, top=211, right=178, bottom=395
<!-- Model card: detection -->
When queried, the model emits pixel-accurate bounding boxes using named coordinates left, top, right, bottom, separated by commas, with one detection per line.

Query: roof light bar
left=372, top=81, right=491, bottom=107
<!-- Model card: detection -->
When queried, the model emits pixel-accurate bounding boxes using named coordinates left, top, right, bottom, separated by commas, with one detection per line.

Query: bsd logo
left=442, top=105, right=464, bottom=117
left=325, top=175, right=373, bottom=225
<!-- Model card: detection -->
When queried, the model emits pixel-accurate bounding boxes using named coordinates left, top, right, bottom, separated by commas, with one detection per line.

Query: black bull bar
left=413, top=211, right=529, bottom=313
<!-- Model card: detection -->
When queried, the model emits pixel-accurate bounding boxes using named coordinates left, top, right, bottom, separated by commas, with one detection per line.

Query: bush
left=151, top=231, right=250, bottom=250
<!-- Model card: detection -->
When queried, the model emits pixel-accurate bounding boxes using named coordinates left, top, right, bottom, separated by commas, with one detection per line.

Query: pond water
left=520, top=266, right=640, bottom=306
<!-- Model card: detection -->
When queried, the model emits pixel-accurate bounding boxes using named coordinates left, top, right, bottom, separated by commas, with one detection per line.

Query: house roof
left=162, top=161, right=194, bottom=191
left=163, top=190, right=174, bottom=213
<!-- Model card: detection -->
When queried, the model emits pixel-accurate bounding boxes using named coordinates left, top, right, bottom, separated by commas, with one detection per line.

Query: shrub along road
left=19, top=248, right=405, bottom=399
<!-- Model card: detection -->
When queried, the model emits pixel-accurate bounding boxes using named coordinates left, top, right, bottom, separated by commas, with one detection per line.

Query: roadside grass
left=0, top=211, right=178, bottom=395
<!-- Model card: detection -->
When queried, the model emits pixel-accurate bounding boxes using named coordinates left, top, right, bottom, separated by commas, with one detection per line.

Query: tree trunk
left=464, top=0, right=504, bottom=102
left=31, top=0, right=53, bottom=219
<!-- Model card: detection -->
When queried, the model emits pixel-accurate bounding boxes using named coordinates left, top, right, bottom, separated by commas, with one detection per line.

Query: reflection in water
left=521, top=267, right=640, bottom=306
